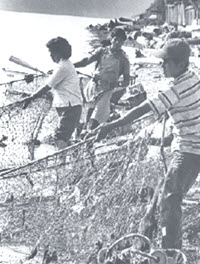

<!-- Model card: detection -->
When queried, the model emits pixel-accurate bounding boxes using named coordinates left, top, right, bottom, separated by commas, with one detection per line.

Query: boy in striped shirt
left=96, top=38, right=200, bottom=249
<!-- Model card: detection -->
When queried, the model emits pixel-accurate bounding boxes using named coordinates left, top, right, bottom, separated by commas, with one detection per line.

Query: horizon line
left=0, top=8, right=134, bottom=20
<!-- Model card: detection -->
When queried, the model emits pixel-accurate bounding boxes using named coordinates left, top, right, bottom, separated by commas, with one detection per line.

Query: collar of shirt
left=58, top=58, right=68, bottom=65
left=174, top=69, right=190, bottom=83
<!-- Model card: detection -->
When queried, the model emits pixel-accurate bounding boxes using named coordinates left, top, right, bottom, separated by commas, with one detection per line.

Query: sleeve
left=46, top=65, right=66, bottom=89
left=148, top=84, right=180, bottom=117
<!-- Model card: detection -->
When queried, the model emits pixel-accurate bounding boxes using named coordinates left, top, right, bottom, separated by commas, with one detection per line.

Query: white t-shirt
left=47, top=59, right=82, bottom=107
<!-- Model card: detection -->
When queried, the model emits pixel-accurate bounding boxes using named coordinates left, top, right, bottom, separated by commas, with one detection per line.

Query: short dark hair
left=110, top=28, right=127, bottom=41
left=46, top=37, right=72, bottom=60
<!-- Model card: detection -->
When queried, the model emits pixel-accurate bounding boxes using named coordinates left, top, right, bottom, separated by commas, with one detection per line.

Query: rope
left=0, top=137, right=96, bottom=179
left=0, top=113, right=154, bottom=180
left=160, top=111, right=168, bottom=173
left=76, top=71, right=92, bottom=78
left=108, top=233, right=151, bottom=252
left=0, top=74, right=45, bottom=87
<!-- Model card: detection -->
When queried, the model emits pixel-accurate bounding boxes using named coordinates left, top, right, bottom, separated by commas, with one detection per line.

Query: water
left=0, top=10, right=108, bottom=79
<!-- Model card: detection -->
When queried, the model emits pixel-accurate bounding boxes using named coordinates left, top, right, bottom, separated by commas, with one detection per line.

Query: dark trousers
left=159, top=151, right=200, bottom=249
left=55, top=105, right=82, bottom=142
left=86, top=108, right=99, bottom=130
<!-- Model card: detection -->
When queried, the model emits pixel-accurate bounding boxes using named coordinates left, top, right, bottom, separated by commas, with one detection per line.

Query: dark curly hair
left=110, top=28, right=127, bottom=41
left=46, top=37, right=72, bottom=60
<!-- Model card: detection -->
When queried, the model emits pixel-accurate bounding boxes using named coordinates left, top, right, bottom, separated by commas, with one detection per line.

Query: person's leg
left=71, top=105, right=82, bottom=141
left=90, top=91, right=112, bottom=125
left=55, top=139, right=68, bottom=150
left=86, top=108, right=94, bottom=123
left=88, top=118, right=99, bottom=130
left=55, top=108, right=67, bottom=150
left=55, top=105, right=82, bottom=149
left=159, top=151, right=200, bottom=249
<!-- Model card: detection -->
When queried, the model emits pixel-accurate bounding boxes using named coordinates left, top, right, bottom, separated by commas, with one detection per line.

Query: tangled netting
left=0, top=74, right=48, bottom=104
left=0, top=74, right=93, bottom=169
left=0, top=121, right=163, bottom=263
left=0, top=74, right=199, bottom=264
left=0, top=128, right=197, bottom=263
left=0, top=75, right=58, bottom=167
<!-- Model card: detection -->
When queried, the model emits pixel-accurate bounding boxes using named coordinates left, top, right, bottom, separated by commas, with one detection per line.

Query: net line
left=0, top=73, right=94, bottom=169
left=0, top=64, right=198, bottom=263
left=0, top=74, right=48, bottom=104
left=0, top=117, right=163, bottom=264
left=0, top=74, right=54, bottom=168
left=0, top=75, right=195, bottom=263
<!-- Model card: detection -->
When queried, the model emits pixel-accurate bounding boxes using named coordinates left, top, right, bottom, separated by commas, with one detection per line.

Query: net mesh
left=0, top=75, right=48, bottom=104
left=0, top=75, right=59, bottom=168
left=0, top=72, right=198, bottom=263
left=0, top=120, right=163, bottom=263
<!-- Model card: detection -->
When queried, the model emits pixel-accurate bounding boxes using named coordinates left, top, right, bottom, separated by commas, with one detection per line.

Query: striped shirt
left=148, top=70, right=200, bottom=155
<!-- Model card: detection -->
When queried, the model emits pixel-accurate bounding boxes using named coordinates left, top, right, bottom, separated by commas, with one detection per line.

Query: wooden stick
left=160, top=112, right=168, bottom=173
left=9, top=56, right=45, bottom=74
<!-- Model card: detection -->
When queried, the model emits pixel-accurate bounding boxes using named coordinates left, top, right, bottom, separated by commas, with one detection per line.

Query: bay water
left=0, top=10, right=108, bottom=79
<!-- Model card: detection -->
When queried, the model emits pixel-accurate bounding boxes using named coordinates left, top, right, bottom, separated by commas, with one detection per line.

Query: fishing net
left=0, top=75, right=56, bottom=168
left=0, top=73, right=94, bottom=169
left=0, top=70, right=199, bottom=263
left=0, top=119, right=195, bottom=263
left=0, top=74, right=160, bottom=262
left=0, top=74, right=48, bottom=104
left=0, top=114, right=163, bottom=263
